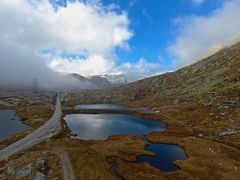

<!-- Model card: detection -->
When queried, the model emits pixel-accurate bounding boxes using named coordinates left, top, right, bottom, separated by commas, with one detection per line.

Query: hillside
left=64, top=41, right=240, bottom=147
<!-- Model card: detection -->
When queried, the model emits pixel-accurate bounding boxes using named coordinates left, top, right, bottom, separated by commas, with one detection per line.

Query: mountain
left=101, top=74, right=128, bottom=86
left=69, top=73, right=127, bottom=89
left=89, top=75, right=112, bottom=89
left=111, top=41, right=240, bottom=107
left=70, top=73, right=89, bottom=82
left=65, top=41, right=240, bottom=146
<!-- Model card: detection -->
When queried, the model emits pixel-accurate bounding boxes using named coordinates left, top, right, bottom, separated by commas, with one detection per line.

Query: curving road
left=0, top=94, right=62, bottom=161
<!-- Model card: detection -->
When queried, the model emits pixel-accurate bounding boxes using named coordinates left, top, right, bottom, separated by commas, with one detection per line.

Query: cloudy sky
left=1, top=0, right=240, bottom=86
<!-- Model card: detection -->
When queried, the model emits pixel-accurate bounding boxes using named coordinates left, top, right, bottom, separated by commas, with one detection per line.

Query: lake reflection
left=0, top=110, right=30, bottom=141
left=136, top=143, right=187, bottom=172
left=64, top=114, right=165, bottom=140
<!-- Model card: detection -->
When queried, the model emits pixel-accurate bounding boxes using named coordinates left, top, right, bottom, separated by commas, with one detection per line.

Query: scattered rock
left=219, top=130, right=239, bottom=136
left=36, top=157, right=47, bottom=167
left=172, top=99, right=179, bottom=105
left=224, top=106, right=229, bottom=109
left=222, top=100, right=236, bottom=106
left=34, top=172, right=46, bottom=180
left=202, top=101, right=212, bottom=107
left=16, top=164, right=32, bottom=179
left=7, top=165, right=15, bottom=175
left=220, top=112, right=226, bottom=116
left=198, top=133, right=203, bottom=137
left=218, top=105, right=224, bottom=110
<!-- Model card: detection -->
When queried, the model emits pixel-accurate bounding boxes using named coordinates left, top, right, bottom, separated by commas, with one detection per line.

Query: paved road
left=0, top=94, right=62, bottom=161
left=52, top=144, right=75, bottom=180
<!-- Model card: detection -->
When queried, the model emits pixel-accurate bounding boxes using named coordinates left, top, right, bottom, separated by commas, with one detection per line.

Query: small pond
left=136, top=143, right=187, bottom=172
left=64, top=114, right=165, bottom=140
left=65, top=104, right=187, bottom=173
left=74, top=104, right=128, bottom=110
left=0, top=110, right=30, bottom=142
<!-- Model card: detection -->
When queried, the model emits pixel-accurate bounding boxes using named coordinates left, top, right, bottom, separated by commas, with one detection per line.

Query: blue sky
left=101, top=0, right=223, bottom=67
left=50, top=0, right=222, bottom=68
left=1, top=0, right=240, bottom=84
left=45, top=0, right=239, bottom=78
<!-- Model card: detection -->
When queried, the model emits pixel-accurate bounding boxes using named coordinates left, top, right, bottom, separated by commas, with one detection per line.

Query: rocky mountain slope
left=64, top=41, right=240, bottom=147
left=69, top=73, right=127, bottom=89
left=101, top=74, right=128, bottom=85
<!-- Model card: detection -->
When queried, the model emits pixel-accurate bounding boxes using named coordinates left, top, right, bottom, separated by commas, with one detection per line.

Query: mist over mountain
left=69, top=73, right=128, bottom=89
left=0, top=44, right=103, bottom=90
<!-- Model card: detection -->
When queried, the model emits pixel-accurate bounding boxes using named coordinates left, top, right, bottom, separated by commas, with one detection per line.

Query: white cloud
left=0, top=0, right=135, bottom=86
left=115, top=58, right=164, bottom=82
left=48, top=54, right=114, bottom=76
left=169, top=0, right=240, bottom=68
left=0, top=0, right=132, bottom=54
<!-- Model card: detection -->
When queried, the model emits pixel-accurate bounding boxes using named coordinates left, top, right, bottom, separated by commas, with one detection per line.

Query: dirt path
left=52, top=144, right=75, bottom=180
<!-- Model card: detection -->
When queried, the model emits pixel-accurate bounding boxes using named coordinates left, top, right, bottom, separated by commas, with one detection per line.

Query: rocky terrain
left=64, top=41, right=240, bottom=147
left=0, top=142, right=63, bottom=180
left=61, top=42, right=240, bottom=179
left=101, top=74, right=128, bottom=86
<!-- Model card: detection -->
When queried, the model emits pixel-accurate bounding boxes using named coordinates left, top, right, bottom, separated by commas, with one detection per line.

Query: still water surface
left=136, top=143, right=187, bottom=172
left=0, top=110, right=30, bottom=141
left=64, top=114, right=165, bottom=140
left=65, top=104, right=187, bottom=172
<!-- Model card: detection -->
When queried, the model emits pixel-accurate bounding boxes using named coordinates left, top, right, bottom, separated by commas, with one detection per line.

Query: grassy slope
left=65, top=41, right=240, bottom=142
left=62, top=42, right=240, bottom=179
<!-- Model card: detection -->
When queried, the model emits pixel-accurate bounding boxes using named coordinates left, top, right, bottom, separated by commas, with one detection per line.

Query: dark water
left=136, top=143, right=187, bottom=172
left=64, top=114, right=165, bottom=140
left=0, top=110, right=30, bottom=141
left=65, top=107, right=187, bottom=173
left=74, top=104, right=128, bottom=110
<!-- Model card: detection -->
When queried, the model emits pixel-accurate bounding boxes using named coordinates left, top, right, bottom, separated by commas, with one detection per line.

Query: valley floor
left=0, top=83, right=239, bottom=180
left=55, top=108, right=240, bottom=180
left=0, top=96, right=239, bottom=179
left=59, top=88, right=240, bottom=179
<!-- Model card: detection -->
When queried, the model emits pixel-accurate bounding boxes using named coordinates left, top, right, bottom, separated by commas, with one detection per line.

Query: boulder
left=7, top=165, right=15, bottom=175
left=36, top=157, right=47, bottom=167
left=219, top=130, right=239, bottom=136
left=222, top=100, right=237, bottom=106
left=34, top=172, right=46, bottom=180
left=16, top=164, right=32, bottom=179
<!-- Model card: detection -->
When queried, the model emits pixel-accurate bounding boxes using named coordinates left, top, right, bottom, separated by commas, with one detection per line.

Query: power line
left=32, top=78, right=38, bottom=94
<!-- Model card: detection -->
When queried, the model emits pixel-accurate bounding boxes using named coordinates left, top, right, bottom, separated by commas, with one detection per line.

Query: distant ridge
left=69, top=73, right=128, bottom=89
